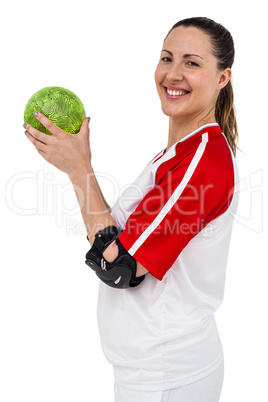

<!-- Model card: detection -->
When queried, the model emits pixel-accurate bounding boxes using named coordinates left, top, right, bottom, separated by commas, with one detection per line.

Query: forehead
left=163, top=26, right=213, bottom=57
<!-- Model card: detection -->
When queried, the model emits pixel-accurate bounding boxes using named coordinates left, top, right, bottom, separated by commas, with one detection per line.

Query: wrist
left=68, top=163, right=93, bottom=183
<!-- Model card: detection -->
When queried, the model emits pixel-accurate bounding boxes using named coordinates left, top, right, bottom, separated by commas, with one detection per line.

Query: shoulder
left=195, top=132, right=235, bottom=217
left=202, top=132, right=235, bottom=185
left=164, top=130, right=235, bottom=214
left=156, top=130, right=234, bottom=184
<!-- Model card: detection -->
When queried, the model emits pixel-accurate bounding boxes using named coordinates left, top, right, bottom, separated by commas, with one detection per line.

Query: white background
left=1, top=0, right=267, bottom=401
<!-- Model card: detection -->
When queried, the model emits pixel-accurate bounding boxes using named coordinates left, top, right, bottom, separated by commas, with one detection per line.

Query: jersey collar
left=163, top=123, right=221, bottom=153
left=152, top=123, right=221, bottom=164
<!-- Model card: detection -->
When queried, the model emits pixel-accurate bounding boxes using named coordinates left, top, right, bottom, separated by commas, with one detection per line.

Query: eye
left=161, top=57, right=172, bottom=62
left=186, top=61, right=199, bottom=67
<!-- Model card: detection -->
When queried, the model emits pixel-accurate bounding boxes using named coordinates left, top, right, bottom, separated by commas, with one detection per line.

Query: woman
left=24, top=17, right=239, bottom=402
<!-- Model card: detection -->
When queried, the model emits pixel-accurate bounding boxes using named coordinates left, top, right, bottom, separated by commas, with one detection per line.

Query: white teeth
left=167, top=89, right=188, bottom=96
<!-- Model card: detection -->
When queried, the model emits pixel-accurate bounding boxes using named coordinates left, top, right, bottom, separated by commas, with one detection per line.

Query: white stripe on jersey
left=128, top=132, right=209, bottom=255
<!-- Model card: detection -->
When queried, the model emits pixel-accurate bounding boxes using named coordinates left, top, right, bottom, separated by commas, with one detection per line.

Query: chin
left=161, top=107, right=185, bottom=119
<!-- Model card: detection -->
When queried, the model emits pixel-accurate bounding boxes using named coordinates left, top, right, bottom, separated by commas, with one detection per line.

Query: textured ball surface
left=24, top=86, right=86, bottom=135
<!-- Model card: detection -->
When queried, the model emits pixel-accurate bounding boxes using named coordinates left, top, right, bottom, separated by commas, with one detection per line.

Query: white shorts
left=114, top=362, right=224, bottom=402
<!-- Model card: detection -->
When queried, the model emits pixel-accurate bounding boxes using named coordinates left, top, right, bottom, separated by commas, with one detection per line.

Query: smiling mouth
left=165, top=87, right=190, bottom=97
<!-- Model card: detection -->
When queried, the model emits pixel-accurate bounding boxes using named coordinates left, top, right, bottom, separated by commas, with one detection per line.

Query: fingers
left=24, top=113, right=91, bottom=159
left=79, top=116, right=91, bottom=135
left=33, top=111, right=65, bottom=136
left=24, top=111, right=60, bottom=150
left=25, top=128, right=48, bottom=153
left=24, top=123, right=50, bottom=145
left=24, top=113, right=54, bottom=151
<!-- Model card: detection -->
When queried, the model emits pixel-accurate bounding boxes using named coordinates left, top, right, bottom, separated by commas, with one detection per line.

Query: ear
left=217, top=68, right=232, bottom=90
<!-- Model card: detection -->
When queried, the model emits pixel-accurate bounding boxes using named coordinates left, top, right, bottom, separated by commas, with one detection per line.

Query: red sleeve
left=119, top=133, right=235, bottom=280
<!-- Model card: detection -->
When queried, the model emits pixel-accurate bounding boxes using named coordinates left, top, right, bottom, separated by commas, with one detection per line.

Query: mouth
left=164, top=86, right=190, bottom=98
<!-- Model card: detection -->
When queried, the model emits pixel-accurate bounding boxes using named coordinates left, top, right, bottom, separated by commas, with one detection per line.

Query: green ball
left=24, top=86, right=86, bottom=135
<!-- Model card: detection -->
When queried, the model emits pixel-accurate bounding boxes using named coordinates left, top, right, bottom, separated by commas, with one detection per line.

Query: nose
left=166, top=62, right=184, bottom=82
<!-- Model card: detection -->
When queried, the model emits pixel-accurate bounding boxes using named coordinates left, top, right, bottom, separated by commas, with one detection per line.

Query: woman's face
left=154, top=26, right=230, bottom=123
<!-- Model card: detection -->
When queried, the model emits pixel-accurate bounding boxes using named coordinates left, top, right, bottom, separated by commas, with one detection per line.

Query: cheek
left=202, top=70, right=219, bottom=90
left=154, top=64, right=164, bottom=86
left=191, top=72, right=218, bottom=100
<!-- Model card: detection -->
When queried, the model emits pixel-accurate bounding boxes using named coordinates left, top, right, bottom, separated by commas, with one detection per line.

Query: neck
left=166, top=115, right=216, bottom=151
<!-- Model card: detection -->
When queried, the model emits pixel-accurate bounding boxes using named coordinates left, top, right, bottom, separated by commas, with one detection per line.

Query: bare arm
left=68, top=166, right=148, bottom=277
left=25, top=112, right=148, bottom=278
left=68, top=165, right=115, bottom=244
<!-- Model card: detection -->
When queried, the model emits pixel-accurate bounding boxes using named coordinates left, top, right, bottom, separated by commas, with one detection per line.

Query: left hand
left=24, top=112, right=92, bottom=177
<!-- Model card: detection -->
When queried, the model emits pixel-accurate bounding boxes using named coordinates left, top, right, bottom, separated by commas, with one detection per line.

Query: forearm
left=92, top=167, right=112, bottom=213
left=25, top=112, right=149, bottom=281
left=69, top=165, right=149, bottom=278
left=69, top=165, right=116, bottom=244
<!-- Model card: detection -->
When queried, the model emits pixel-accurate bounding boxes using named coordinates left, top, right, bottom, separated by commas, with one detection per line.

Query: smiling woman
left=24, top=16, right=239, bottom=402
left=156, top=17, right=238, bottom=155
left=155, top=24, right=234, bottom=154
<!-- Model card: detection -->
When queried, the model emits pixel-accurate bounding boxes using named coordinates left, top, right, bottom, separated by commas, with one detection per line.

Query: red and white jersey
left=97, top=123, right=239, bottom=391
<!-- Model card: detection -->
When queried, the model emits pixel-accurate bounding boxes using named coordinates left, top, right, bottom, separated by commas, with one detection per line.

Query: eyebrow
left=161, top=49, right=204, bottom=60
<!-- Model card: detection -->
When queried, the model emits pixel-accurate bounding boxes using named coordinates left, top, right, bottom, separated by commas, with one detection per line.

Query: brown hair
left=165, top=17, right=239, bottom=156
